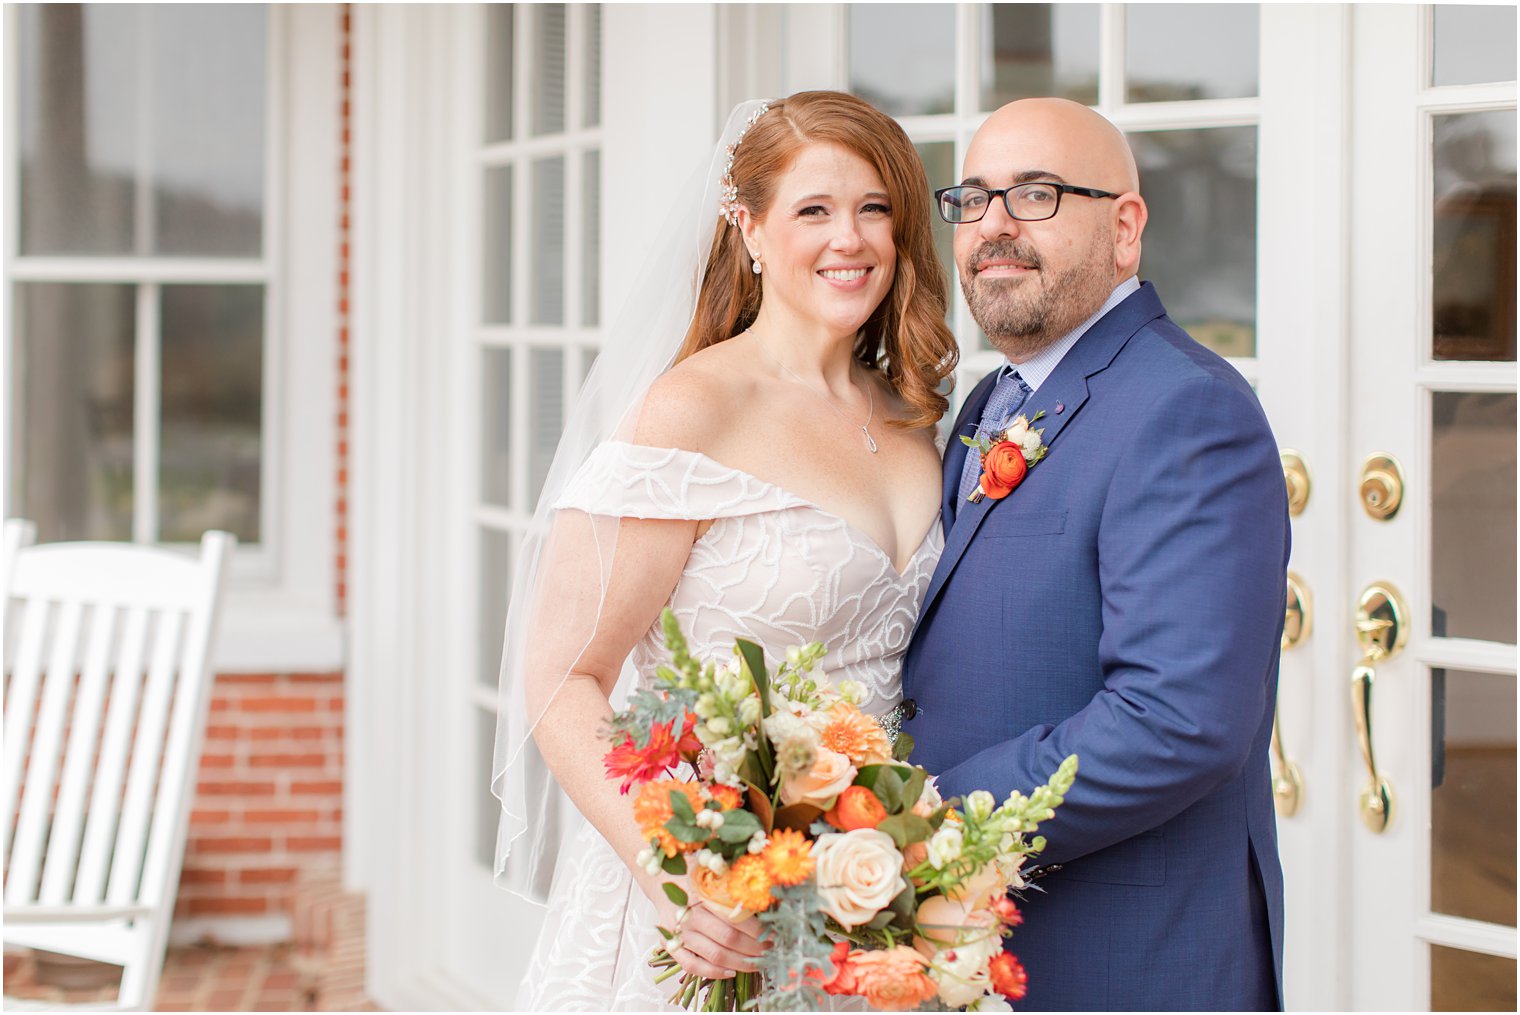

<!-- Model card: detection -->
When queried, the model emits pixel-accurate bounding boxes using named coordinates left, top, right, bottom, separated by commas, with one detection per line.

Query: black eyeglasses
left=934, top=182, right=1120, bottom=224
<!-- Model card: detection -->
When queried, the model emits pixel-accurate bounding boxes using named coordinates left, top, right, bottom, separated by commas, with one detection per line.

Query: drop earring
left=751, top=253, right=762, bottom=275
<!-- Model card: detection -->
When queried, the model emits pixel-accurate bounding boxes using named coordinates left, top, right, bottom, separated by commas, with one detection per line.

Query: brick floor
left=3, top=942, right=380, bottom=1011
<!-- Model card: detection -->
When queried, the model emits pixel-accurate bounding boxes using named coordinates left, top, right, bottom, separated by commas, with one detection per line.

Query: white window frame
left=2, top=5, right=342, bottom=672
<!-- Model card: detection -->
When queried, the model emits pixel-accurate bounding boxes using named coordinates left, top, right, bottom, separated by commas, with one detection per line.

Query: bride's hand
left=658, top=892, right=767, bottom=981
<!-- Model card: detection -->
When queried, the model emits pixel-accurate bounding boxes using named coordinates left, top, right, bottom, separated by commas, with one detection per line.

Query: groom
left=903, top=98, right=1289, bottom=1011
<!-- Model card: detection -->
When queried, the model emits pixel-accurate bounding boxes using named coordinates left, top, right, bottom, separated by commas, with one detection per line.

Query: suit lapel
left=921, top=283, right=1167, bottom=617
left=941, top=371, right=1000, bottom=538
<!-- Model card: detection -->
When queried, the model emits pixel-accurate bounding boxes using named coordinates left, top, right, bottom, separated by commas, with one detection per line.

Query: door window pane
left=1431, top=945, right=1517, bottom=1011
left=18, top=5, right=139, bottom=255
left=530, top=5, right=566, bottom=137
left=914, top=141, right=956, bottom=319
left=530, top=157, right=565, bottom=325
left=151, top=5, right=265, bottom=257
left=849, top=5, right=955, bottom=117
left=482, top=349, right=513, bottom=509
left=1430, top=668, right=1516, bottom=928
left=582, top=151, right=600, bottom=327
left=1433, top=5, right=1518, bottom=87
left=583, top=5, right=601, bottom=129
left=159, top=285, right=263, bottom=543
left=479, top=528, right=514, bottom=690
left=476, top=706, right=500, bottom=868
left=484, top=166, right=513, bottom=325
left=528, top=348, right=564, bottom=509
left=485, top=5, right=514, bottom=143
left=1129, top=127, right=1257, bottom=356
left=15, top=284, right=136, bottom=542
left=980, top=4, right=1099, bottom=109
left=1433, top=112, right=1516, bottom=362
left=1125, top=4, right=1259, bottom=103
left=1431, top=392, right=1516, bottom=644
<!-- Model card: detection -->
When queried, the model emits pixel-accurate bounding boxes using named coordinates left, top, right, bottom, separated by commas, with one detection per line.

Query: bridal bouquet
left=604, top=610, right=1078, bottom=1011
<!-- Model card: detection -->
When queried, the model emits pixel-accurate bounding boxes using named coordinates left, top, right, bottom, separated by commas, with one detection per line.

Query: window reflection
left=1433, top=112, right=1517, bottom=362
left=1433, top=5, right=1518, bottom=87
left=1126, top=4, right=1259, bottom=103
left=1129, top=127, right=1257, bottom=357
left=980, top=4, right=1099, bottom=109
left=849, top=5, right=955, bottom=117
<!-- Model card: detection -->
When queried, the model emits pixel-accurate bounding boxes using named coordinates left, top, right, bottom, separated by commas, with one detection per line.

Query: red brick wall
left=176, top=672, right=345, bottom=920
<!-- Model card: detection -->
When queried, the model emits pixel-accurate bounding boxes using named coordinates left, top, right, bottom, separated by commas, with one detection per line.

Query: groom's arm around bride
left=904, top=98, right=1289, bottom=1011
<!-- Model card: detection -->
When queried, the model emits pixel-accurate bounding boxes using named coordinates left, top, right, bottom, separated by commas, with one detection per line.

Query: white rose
left=1003, top=416, right=1030, bottom=442
left=927, top=826, right=964, bottom=870
left=812, top=830, right=908, bottom=929
left=964, top=790, right=996, bottom=822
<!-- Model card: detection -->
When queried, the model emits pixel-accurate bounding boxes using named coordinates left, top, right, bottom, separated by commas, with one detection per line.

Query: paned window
left=9, top=4, right=272, bottom=548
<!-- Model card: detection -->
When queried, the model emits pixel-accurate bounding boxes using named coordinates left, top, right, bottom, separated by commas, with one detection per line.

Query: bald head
left=971, top=98, right=1139, bottom=195
left=952, top=98, right=1148, bottom=362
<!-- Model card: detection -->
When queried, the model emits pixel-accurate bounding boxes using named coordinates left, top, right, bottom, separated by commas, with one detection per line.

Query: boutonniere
left=962, top=412, right=1049, bottom=503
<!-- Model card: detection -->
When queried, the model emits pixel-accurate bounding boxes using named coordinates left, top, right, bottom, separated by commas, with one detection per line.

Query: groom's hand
left=665, top=898, right=767, bottom=980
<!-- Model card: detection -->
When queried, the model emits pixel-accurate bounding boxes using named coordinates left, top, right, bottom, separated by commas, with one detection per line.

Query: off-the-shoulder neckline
left=603, top=441, right=940, bottom=579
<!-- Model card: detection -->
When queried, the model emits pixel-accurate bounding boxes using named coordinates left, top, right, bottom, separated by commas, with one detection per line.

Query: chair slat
left=106, top=610, right=184, bottom=907
left=6, top=600, right=83, bottom=906
left=40, top=604, right=119, bottom=904
left=73, top=606, right=151, bottom=905
left=1, top=598, right=51, bottom=862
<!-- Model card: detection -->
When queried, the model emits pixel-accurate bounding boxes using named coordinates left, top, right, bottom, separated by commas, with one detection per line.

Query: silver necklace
left=756, top=334, right=879, bottom=453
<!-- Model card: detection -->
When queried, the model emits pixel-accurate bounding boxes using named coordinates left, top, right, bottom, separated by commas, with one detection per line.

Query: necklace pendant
left=863, top=429, right=878, bottom=454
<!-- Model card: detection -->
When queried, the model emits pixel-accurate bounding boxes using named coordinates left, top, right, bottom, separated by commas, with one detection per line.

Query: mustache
left=969, top=240, right=1041, bottom=276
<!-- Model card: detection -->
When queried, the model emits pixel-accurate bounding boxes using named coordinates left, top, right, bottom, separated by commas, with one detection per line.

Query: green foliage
left=875, top=812, right=933, bottom=849
left=736, top=640, right=770, bottom=718
left=714, top=808, right=761, bottom=846
left=665, top=789, right=710, bottom=846
left=891, top=731, right=916, bottom=763
left=663, top=882, right=688, bottom=907
left=753, top=884, right=835, bottom=1011
left=661, top=852, right=688, bottom=876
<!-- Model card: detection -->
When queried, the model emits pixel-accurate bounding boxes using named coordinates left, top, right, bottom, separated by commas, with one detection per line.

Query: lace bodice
left=555, top=441, right=943, bottom=716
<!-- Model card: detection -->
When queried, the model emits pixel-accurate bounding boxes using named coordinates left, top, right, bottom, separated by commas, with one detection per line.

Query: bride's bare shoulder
left=631, top=340, right=758, bottom=453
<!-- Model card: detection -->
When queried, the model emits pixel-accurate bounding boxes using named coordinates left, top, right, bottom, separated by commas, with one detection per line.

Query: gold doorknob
left=1358, top=453, right=1405, bottom=521
left=1351, top=581, right=1408, bottom=833
left=1281, top=450, right=1310, bottom=517
left=1270, top=709, right=1303, bottom=817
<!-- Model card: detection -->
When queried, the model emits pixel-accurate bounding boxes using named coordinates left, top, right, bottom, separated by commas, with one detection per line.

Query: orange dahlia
left=632, top=779, right=706, bottom=857
left=710, top=784, right=744, bottom=811
left=820, top=703, right=892, bottom=766
left=603, top=714, right=702, bottom=794
left=761, top=827, right=815, bottom=886
left=725, top=854, right=777, bottom=912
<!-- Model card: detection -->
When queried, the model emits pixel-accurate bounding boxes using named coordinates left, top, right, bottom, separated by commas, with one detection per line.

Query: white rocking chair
left=3, top=521, right=235, bottom=1011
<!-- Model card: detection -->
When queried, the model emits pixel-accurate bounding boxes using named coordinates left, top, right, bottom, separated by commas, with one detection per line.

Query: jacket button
left=902, top=698, right=918, bottom=720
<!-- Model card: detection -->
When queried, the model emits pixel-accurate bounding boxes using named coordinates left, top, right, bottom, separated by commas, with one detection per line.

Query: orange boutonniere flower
left=962, top=412, right=1049, bottom=503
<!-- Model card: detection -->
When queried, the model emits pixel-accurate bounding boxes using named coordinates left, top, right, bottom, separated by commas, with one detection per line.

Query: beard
left=959, top=231, right=1115, bottom=360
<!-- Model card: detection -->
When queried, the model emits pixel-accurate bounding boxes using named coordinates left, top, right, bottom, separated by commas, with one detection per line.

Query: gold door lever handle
left=1270, top=708, right=1303, bottom=817
left=1352, top=662, right=1394, bottom=833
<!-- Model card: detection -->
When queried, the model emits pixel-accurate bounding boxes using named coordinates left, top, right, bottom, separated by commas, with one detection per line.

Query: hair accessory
left=720, top=101, right=773, bottom=226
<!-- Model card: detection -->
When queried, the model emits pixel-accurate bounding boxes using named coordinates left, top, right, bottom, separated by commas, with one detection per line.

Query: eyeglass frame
left=933, top=181, right=1121, bottom=224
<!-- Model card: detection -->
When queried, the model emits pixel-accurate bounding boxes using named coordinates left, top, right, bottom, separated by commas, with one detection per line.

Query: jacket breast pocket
left=1062, top=829, right=1166, bottom=887
left=979, top=508, right=1067, bottom=539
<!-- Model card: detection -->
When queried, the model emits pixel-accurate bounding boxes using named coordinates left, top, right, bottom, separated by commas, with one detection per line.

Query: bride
left=492, top=91, right=958, bottom=1010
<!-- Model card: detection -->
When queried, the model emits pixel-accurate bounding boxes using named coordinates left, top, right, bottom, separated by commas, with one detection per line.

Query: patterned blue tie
left=957, top=369, right=1033, bottom=511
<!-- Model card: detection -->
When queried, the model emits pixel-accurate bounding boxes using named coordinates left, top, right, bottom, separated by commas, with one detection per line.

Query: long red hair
left=678, top=91, right=958, bottom=430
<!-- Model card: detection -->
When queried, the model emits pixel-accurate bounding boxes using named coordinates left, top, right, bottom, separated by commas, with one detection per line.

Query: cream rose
left=813, top=829, right=908, bottom=929
left=779, top=747, right=856, bottom=808
left=944, top=861, right=1005, bottom=906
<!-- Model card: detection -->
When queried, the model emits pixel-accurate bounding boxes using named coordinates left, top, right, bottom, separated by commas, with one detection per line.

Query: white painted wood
left=3, top=527, right=235, bottom=1011
left=1, top=598, right=48, bottom=862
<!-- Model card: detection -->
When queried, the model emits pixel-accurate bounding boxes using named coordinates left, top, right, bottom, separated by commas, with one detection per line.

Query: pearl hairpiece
left=719, top=101, right=772, bottom=226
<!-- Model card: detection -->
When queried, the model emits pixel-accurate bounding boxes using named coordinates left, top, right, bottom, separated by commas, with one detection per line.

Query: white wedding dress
left=516, top=441, right=944, bottom=1011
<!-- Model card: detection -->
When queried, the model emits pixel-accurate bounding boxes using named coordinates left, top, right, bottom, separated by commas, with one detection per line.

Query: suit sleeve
left=933, top=372, right=1290, bottom=866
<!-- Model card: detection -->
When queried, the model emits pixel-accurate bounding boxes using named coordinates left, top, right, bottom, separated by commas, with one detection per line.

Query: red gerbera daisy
left=603, top=713, right=701, bottom=794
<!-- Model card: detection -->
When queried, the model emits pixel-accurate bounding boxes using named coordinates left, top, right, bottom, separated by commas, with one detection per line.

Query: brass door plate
left=1281, top=450, right=1310, bottom=517
left=1355, top=582, right=1410, bottom=661
left=1359, top=452, right=1405, bottom=521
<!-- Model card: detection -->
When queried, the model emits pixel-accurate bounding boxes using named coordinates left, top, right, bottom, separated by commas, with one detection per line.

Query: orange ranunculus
left=709, top=784, right=744, bottom=810
left=846, top=946, right=939, bottom=1011
left=812, top=940, right=858, bottom=996
left=825, top=785, right=888, bottom=831
left=979, top=441, right=1027, bottom=500
left=762, top=827, right=815, bottom=886
left=632, top=779, right=707, bottom=857
left=988, top=951, right=1029, bottom=1000
left=820, top=703, right=893, bottom=766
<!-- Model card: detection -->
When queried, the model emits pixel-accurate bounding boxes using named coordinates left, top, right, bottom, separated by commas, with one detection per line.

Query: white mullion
left=1418, top=3, right=1436, bottom=95
left=508, top=342, right=529, bottom=518
left=134, top=8, right=155, bottom=257
left=1108, top=99, right=1262, bottom=132
left=894, top=115, right=960, bottom=142
left=1414, top=638, right=1519, bottom=676
left=479, top=325, right=599, bottom=350
left=259, top=4, right=287, bottom=560
left=954, top=4, right=977, bottom=119
left=513, top=5, right=532, bottom=154
left=1416, top=84, right=1517, bottom=113
left=480, top=127, right=601, bottom=165
left=563, top=149, right=584, bottom=333
left=10, top=258, right=269, bottom=284
left=563, top=4, right=584, bottom=333
left=134, top=284, right=160, bottom=544
left=1415, top=363, right=1520, bottom=393
left=1098, top=3, right=1124, bottom=114
left=474, top=503, right=527, bottom=533
left=1416, top=914, right=1520, bottom=960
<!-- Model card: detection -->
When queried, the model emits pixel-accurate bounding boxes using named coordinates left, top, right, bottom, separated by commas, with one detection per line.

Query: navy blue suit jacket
left=903, top=283, right=1289, bottom=1011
